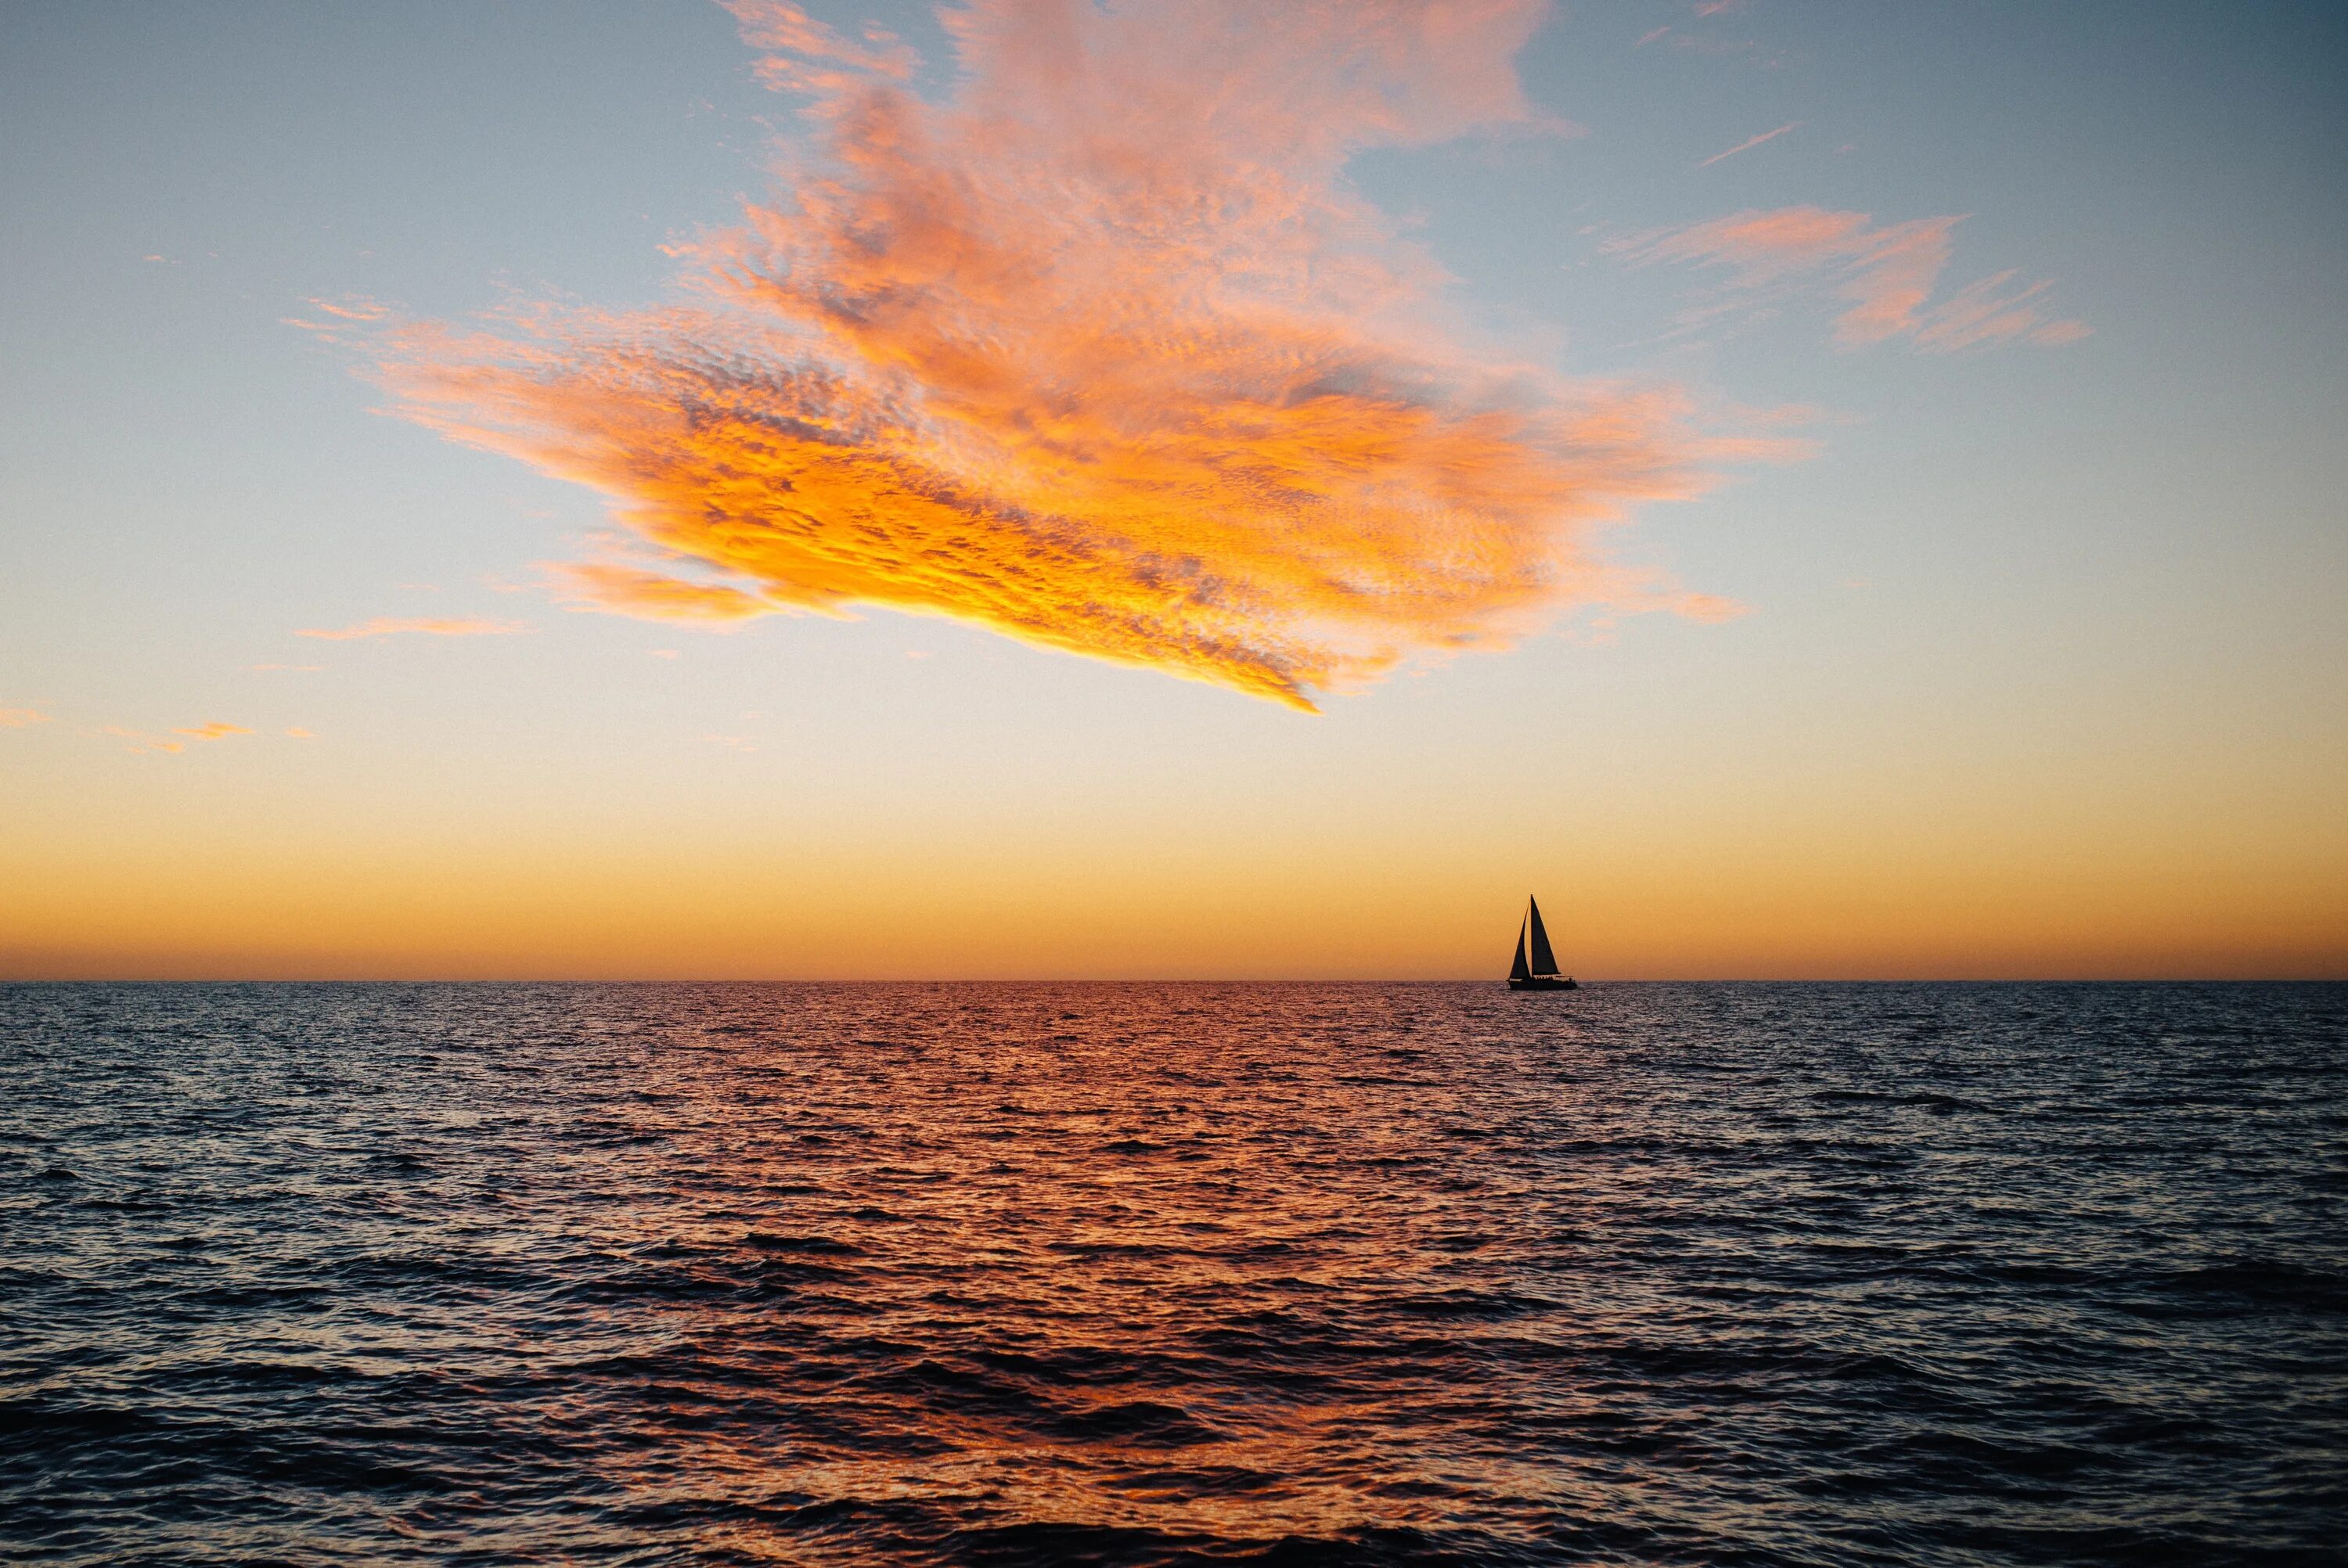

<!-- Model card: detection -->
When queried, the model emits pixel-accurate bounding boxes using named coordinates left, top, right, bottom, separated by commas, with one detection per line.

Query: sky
left=2, top=0, right=2343, bottom=980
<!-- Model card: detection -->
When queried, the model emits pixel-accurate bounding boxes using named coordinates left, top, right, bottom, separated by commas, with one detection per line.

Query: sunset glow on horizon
left=3, top=0, right=2343, bottom=979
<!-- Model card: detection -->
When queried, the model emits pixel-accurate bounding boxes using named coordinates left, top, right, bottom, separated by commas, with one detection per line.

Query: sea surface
left=2, top=982, right=2343, bottom=1566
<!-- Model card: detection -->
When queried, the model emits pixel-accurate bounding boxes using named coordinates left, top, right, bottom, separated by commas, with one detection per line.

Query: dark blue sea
left=3, top=983, right=2343, bottom=1566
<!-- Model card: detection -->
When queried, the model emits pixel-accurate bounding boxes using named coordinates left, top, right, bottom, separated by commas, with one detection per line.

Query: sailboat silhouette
left=1507, top=896, right=1577, bottom=991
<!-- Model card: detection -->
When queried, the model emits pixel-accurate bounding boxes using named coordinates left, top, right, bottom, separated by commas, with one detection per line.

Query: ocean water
left=2, top=982, right=2343, bottom=1567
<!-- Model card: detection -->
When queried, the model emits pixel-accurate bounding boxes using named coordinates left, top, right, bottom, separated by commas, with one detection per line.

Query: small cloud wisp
left=101, top=721, right=279, bottom=753
left=1696, top=121, right=1798, bottom=169
left=296, top=617, right=531, bottom=641
left=102, top=726, right=183, bottom=755
left=373, top=0, right=1755, bottom=708
left=1612, top=205, right=2087, bottom=353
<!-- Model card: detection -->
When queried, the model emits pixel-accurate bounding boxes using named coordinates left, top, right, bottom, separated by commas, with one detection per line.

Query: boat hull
left=1508, top=976, right=1578, bottom=991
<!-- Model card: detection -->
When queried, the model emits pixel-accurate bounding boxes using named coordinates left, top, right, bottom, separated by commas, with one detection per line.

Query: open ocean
left=2, top=982, right=2343, bottom=1566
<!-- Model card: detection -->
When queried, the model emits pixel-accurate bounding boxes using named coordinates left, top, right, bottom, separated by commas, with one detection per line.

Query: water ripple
left=2, top=981, right=2343, bottom=1565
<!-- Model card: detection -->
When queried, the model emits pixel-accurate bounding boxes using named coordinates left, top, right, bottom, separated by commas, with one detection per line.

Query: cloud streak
left=1612, top=205, right=2088, bottom=352
left=1, top=707, right=51, bottom=729
left=1696, top=120, right=1797, bottom=168
left=101, top=725, right=182, bottom=754
left=99, top=721, right=274, bottom=753
left=296, top=616, right=531, bottom=641
left=546, top=561, right=777, bottom=624
left=374, top=0, right=1757, bottom=708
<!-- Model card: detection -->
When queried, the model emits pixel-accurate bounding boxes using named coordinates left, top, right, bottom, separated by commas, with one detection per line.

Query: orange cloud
left=296, top=617, right=531, bottom=641
left=374, top=0, right=1759, bottom=709
left=100, top=720, right=276, bottom=752
left=1, top=707, right=51, bottom=728
left=1612, top=206, right=2088, bottom=352
left=546, top=561, right=776, bottom=624
left=721, top=0, right=915, bottom=95
left=99, top=726, right=183, bottom=755
left=1566, top=566, right=1748, bottom=642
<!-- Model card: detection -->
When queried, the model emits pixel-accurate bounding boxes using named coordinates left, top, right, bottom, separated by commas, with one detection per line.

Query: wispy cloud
left=1, top=707, right=51, bottom=728
left=1696, top=120, right=1798, bottom=168
left=1908, top=269, right=2094, bottom=352
left=296, top=616, right=531, bottom=641
left=308, top=297, right=390, bottom=322
left=101, top=726, right=182, bottom=755
left=546, top=561, right=776, bottom=624
left=283, top=294, right=393, bottom=336
left=723, top=0, right=916, bottom=94
left=1610, top=205, right=2088, bottom=352
left=368, top=0, right=1769, bottom=709
left=1565, top=565, right=1748, bottom=643
left=101, top=721, right=277, bottom=753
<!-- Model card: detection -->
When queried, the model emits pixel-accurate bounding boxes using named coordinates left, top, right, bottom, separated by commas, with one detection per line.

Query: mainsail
left=1525, top=897, right=1560, bottom=977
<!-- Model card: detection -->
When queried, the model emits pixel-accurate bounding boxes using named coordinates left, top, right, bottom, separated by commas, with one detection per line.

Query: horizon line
left=3, top=975, right=2342, bottom=987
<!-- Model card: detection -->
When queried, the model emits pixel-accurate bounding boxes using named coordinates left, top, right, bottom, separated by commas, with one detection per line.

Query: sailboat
left=1507, top=896, right=1578, bottom=991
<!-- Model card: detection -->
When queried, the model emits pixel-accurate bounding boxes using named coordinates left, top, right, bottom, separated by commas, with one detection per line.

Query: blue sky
left=2, top=1, right=2342, bottom=977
